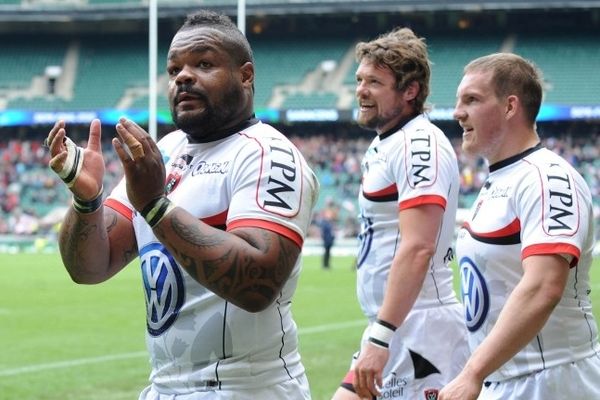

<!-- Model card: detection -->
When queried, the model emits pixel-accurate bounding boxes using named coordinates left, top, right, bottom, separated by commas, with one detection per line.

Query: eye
left=167, top=66, right=180, bottom=77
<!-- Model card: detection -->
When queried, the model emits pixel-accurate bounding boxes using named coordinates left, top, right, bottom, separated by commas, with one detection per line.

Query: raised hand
left=47, top=119, right=105, bottom=200
left=113, top=117, right=166, bottom=212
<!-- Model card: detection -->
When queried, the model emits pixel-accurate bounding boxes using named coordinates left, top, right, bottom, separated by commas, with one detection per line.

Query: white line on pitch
left=298, top=319, right=365, bottom=334
left=0, top=351, right=148, bottom=377
left=0, top=319, right=365, bottom=377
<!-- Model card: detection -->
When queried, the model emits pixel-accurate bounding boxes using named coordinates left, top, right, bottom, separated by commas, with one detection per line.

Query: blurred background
left=0, top=0, right=599, bottom=253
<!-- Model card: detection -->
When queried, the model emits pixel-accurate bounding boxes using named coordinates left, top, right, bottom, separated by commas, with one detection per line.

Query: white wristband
left=368, top=319, right=397, bottom=349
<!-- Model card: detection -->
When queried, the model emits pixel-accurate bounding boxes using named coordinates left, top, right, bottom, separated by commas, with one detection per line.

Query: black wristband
left=140, top=197, right=163, bottom=219
left=72, top=187, right=104, bottom=214
left=141, top=196, right=175, bottom=228
left=368, top=336, right=390, bottom=349
left=375, top=318, right=398, bottom=331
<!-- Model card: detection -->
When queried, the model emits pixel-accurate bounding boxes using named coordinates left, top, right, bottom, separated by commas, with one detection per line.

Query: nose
left=453, top=104, right=465, bottom=121
left=175, top=65, right=196, bottom=85
left=355, top=80, right=367, bottom=98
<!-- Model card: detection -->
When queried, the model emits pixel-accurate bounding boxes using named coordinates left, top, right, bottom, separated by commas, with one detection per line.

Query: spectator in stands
left=45, top=10, right=317, bottom=400
left=332, top=27, right=469, bottom=400
left=439, top=53, right=600, bottom=400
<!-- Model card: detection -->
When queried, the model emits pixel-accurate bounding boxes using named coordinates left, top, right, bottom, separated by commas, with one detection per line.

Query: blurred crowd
left=1, top=132, right=599, bottom=239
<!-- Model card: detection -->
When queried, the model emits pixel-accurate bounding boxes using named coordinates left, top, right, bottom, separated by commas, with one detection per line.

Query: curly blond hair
left=355, top=28, right=431, bottom=113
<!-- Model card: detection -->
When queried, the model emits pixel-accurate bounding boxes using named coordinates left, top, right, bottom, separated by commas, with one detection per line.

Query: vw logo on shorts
left=459, top=256, right=489, bottom=332
left=140, top=243, right=185, bottom=336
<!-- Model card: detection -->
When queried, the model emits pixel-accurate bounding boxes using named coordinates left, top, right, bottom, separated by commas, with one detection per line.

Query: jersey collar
left=187, top=116, right=259, bottom=144
left=488, top=142, right=542, bottom=173
left=378, top=112, right=420, bottom=141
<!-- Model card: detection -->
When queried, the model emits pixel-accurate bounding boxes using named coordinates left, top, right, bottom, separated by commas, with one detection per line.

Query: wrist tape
left=368, top=319, right=397, bottom=349
left=141, top=197, right=175, bottom=228
left=72, top=187, right=104, bottom=214
left=57, top=137, right=84, bottom=187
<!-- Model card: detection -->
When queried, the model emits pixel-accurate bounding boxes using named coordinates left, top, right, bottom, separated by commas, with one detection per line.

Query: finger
left=119, top=117, right=160, bottom=153
left=86, top=119, right=103, bottom=153
left=48, top=128, right=66, bottom=156
left=112, top=137, right=135, bottom=164
left=120, top=117, right=147, bottom=137
left=45, top=120, right=65, bottom=148
left=355, top=371, right=367, bottom=398
left=49, top=152, right=68, bottom=173
left=375, top=371, right=383, bottom=393
left=115, top=122, right=145, bottom=160
left=120, top=117, right=157, bottom=155
left=367, top=373, right=381, bottom=397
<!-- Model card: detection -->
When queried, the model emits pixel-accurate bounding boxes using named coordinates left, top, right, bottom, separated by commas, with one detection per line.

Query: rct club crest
left=460, top=256, right=490, bottom=332
left=140, top=243, right=185, bottom=336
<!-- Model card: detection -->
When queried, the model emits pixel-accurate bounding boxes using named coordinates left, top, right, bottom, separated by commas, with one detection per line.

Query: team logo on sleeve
left=258, top=139, right=302, bottom=217
left=543, top=163, right=578, bottom=236
left=405, top=130, right=437, bottom=188
left=140, top=243, right=185, bottom=336
left=460, top=256, right=489, bottom=332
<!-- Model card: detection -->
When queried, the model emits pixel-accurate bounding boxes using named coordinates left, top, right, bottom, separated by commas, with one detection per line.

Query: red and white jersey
left=356, top=114, right=460, bottom=319
left=106, top=120, right=319, bottom=393
left=456, top=145, right=599, bottom=382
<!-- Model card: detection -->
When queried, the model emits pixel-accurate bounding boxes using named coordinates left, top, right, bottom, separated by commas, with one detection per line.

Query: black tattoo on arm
left=155, top=210, right=299, bottom=311
left=104, top=208, right=137, bottom=265
left=60, top=211, right=102, bottom=269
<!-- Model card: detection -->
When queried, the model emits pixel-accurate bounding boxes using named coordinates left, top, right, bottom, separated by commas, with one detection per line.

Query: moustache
left=175, top=85, right=209, bottom=104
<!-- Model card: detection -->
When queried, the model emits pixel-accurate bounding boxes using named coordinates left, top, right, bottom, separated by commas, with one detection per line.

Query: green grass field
left=1, top=253, right=599, bottom=399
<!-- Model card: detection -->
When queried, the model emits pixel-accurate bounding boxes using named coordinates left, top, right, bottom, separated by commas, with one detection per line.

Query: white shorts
left=138, top=374, right=311, bottom=400
left=480, top=354, right=600, bottom=400
left=341, top=304, right=469, bottom=399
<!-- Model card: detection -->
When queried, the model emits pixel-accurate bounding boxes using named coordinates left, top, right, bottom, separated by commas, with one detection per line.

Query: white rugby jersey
left=356, top=114, right=460, bottom=319
left=456, top=144, right=600, bottom=382
left=106, top=120, right=319, bottom=393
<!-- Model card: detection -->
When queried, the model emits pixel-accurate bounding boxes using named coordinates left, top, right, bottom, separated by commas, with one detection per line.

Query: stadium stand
left=1, top=2, right=599, bottom=244
left=514, top=33, right=600, bottom=105
left=3, top=30, right=598, bottom=111
left=428, top=33, right=505, bottom=107
left=0, top=36, right=67, bottom=91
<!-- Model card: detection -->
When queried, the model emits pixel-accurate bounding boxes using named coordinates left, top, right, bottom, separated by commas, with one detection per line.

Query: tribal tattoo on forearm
left=154, top=210, right=298, bottom=310
left=60, top=210, right=104, bottom=269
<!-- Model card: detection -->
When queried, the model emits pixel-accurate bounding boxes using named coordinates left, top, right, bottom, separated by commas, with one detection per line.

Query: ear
left=240, top=62, right=254, bottom=89
left=505, top=95, right=519, bottom=120
left=403, top=80, right=420, bottom=102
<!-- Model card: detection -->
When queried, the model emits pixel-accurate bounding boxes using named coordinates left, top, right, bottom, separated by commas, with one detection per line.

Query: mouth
left=176, top=92, right=203, bottom=106
left=358, top=103, right=375, bottom=113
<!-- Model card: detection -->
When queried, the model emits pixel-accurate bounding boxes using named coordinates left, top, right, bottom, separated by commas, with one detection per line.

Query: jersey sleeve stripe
left=105, top=198, right=134, bottom=221
left=201, top=209, right=228, bottom=228
left=463, top=218, right=521, bottom=238
left=399, top=194, right=446, bottom=210
left=227, top=218, right=303, bottom=248
left=363, top=183, right=398, bottom=198
left=522, top=242, right=581, bottom=267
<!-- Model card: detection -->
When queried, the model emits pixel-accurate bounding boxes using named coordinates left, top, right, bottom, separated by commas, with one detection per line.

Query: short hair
left=179, top=10, right=254, bottom=66
left=464, top=53, right=543, bottom=125
left=355, top=27, right=431, bottom=114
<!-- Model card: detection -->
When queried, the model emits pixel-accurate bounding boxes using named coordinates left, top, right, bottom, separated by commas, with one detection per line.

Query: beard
left=171, top=82, right=244, bottom=139
left=357, top=107, right=402, bottom=132
left=356, top=111, right=380, bottom=130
